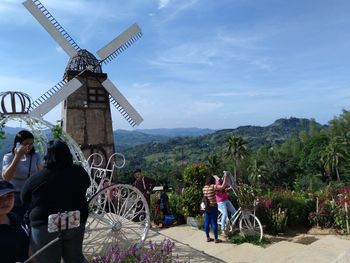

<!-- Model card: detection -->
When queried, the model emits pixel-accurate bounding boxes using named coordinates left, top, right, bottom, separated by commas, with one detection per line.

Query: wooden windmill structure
left=23, top=0, right=143, bottom=161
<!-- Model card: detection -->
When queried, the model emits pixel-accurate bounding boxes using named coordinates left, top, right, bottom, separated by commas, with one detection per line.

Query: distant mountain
left=120, top=117, right=326, bottom=169
left=114, top=130, right=169, bottom=151
left=136, top=128, right=216, bottom=137
left=0, top=118, right=325, bottom=169
left=114, top=128, right=215, bottom=150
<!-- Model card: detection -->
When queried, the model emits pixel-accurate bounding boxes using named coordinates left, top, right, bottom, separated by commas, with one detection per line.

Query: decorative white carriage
left=0, top=107, right=150, bottom=259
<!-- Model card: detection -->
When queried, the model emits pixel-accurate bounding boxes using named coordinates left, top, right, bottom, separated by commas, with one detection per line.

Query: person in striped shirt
left=202, top=173, right=228, bottom=243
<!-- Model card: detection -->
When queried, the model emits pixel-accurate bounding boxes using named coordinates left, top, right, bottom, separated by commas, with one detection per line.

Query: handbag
left=200, top=196, right=210, bottom=213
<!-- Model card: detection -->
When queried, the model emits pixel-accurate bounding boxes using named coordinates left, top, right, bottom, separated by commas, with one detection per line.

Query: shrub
left=331, top=186, right=350, bottom=232
left=183, top=163, right=208, bottom=187
left=270, top=190, right=314, bottom=227
left=309, top=186, right=334, bottom=228
left=181, top=186, right=202, bottom=217
left=257, top=189, right=314, bottom=232
left=168, top=192, right=186, bottom=224
left=181, top=163, right=209, bottom=217
left=91, top=238, right=190, bottom=263
left=235, top=184, right=257, bottom=208
left=308, top=197, right=333, bottom=228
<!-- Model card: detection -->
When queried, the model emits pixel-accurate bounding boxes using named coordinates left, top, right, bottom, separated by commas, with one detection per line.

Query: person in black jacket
left=21, top=140, right=90, bottom=263
left=0, top=180, right=29, bottom=263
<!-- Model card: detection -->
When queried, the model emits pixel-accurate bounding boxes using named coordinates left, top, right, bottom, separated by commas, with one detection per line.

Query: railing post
left=345, top=202, right=349, bottom=234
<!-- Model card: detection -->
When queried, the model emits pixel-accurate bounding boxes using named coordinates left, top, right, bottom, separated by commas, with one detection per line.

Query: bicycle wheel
left=239, top=212, right=263, bottom=241
left=83, top=184, right=150, bottom=257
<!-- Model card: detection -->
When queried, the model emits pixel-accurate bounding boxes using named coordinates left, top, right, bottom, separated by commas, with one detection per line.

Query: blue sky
left=1, top=0, right=350, bottom=130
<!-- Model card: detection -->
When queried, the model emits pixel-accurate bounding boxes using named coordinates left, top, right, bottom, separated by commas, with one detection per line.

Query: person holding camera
left=2, top=130, right=43, bottom=223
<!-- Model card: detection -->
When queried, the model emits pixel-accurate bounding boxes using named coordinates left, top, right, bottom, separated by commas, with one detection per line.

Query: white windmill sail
left=29, top=78, right=82, bottom=117
left=23, top=0, right=80, bottom=58
left=96, top=24, right=143, bottom=127
left=97, top=23, right=142, bottom=62
left=102, top=79, right=143, bottom=127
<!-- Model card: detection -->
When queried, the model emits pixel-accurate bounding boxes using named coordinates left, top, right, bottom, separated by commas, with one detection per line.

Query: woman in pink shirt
left=216, top=171, right=236, bottom=236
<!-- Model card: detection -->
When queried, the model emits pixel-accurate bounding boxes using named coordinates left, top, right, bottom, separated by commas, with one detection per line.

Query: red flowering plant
left=308, top=184, right=334, bottom=228
left=308, top=197, right=333, bottom=228
left=256, top=195, right=288, bottom=234
left=331, top=186, right=350, bottom=232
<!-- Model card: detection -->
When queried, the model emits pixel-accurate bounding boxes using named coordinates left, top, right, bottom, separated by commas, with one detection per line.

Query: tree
left=225, top=135, right=248, bottom=183
left=247, top=158, right=266, bottom=187
left=207, top=154, right=222, bottom=175
left=299, top=133, right=329, bottom=179
left=263, top=151, right=297, bottom=188
left=320, top=137, right=347, bottom=181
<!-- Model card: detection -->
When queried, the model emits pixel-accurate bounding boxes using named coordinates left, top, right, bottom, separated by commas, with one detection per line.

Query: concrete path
left=147, top=225, right=350, bottom=263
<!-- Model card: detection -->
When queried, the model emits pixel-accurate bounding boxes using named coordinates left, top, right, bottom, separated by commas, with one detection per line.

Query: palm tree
left=320, top=137, right=346, bottom=181
left=225, top=135, right=248, bottom=183
left=207, top=154, right=222, bottom=175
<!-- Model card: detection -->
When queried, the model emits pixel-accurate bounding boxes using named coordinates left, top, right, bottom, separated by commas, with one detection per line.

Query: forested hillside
left=0, top=117, right=324, bottom=187
left=116, top=117, right=324, bottom=185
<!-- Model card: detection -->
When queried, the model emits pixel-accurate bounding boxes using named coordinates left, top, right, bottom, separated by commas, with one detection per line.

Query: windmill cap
left=0, top=181, right=15, bottom=197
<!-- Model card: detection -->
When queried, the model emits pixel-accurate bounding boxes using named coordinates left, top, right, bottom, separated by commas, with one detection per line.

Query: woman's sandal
left=206, top=238, right=214, bottom=242
left=214, top=239, right=222, bottom=243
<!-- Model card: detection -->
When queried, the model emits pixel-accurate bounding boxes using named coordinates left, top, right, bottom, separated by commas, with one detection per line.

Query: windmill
left=23, top=0, right=143, bottom=161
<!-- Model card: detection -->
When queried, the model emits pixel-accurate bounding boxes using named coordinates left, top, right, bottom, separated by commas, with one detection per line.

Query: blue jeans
left=218, top=200, right=236, bottom=231
left=30, top=224, right=85, bottom=263
left=204, top=206, right=218, bottom=240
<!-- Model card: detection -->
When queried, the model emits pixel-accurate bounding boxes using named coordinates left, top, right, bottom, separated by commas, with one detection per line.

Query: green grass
left=227, top=233, right=271, bottom=246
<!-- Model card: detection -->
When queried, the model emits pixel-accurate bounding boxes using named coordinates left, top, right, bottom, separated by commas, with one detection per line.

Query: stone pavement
left=147, top=225, right=350, bottom=263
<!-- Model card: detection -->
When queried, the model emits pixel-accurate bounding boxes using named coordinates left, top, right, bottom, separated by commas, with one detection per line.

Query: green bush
left=181, top=163, right=209, bottom=217
left=183, top=163, right=208, bottom=187
left=168, top=192, right=186, bottom=224
left=257, top=190, right=314, bottom=231
left=256, top=197, right=288, bottom=234
left=330, top=186, right=350, bottom=232
left=309, top=185, right=334, bottom=228
left=181, top=186, right=202, bottom=217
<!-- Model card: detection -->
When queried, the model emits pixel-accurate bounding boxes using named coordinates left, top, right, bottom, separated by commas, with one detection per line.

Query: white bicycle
left=218, top=201, right=263, bottom=241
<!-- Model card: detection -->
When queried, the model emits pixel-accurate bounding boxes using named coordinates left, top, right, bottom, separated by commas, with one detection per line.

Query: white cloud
left=210, top=90, right=278, bottom=97
left=155, top=0, right=199, bottom=23
left=186, top=101, right=224, bottom=116
left=158, top=0, right=170, bottom=9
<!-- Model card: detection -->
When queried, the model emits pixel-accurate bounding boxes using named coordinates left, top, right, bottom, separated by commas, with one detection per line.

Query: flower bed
left=91, top=238, right=189, bottom=263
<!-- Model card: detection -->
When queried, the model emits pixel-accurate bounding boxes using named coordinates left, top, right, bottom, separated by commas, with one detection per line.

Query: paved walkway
left=147, top=225, right=350, bottom=263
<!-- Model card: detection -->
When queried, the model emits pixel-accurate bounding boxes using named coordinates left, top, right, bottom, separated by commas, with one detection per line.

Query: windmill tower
left=23, top=0, right=143, bottom=161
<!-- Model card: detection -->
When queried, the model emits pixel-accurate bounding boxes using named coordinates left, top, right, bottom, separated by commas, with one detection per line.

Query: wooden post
left=345, top=202, right=349, bottom=234
left=316, top=197, right=319, bottom=228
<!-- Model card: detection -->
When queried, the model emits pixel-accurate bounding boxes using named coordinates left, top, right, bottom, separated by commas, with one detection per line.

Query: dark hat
left=133, top=168, right=141, bottom=174
left=0, top=181, right=15, bottom=197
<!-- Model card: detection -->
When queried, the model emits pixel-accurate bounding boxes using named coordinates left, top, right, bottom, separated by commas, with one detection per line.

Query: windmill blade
left=102, top=79, right=143, bottom=127
left=29, top=78, right=82, bottom=117
left=23, top=0, right=80, bottom=57
left=97, top=23, right=142, bottom=63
